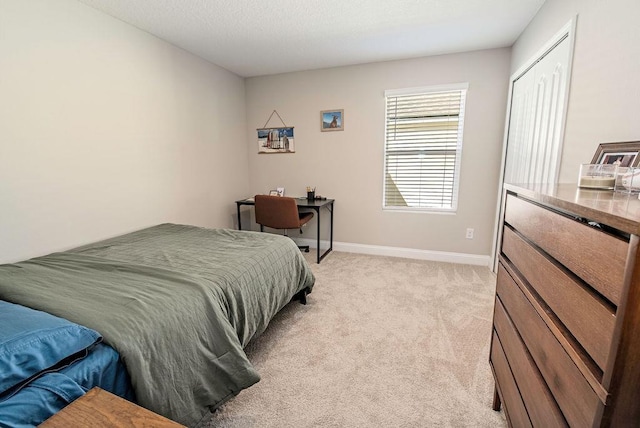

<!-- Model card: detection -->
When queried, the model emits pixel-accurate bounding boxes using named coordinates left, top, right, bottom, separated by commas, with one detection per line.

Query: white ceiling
left=77, top=0, right=545, bottom=78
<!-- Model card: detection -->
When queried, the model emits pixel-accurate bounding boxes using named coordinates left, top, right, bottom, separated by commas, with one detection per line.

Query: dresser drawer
left=493, top=288, right=567, bottom=427
left=504, top=194, right=627, bottom=305
left=496, top=265, right=601, bottom=427
left=501, top=226, right=615, bottom=370
left=490, top=331, right=532, bottom=428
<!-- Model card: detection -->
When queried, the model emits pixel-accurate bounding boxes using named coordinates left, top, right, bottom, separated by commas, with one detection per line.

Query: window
left=383, top=84, right=468, bottom=212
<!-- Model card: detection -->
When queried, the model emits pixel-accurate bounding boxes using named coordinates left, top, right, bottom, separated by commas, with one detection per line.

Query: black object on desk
left=236, top=197, right=334, bottom=264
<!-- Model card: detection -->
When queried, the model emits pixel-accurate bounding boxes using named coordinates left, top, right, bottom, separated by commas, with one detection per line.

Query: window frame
left=382, top=83, right=468, bottom=213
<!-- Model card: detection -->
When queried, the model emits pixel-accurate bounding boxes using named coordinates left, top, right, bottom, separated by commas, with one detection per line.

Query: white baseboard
left=292, top=238, right=491, bottom=267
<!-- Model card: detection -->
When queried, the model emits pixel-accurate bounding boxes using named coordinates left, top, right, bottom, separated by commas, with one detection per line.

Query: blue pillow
left=0, top=301, right=101, bottom=395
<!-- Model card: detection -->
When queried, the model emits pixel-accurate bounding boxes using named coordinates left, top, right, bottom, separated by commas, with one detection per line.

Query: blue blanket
left=0, top=301, right=133, bottom=427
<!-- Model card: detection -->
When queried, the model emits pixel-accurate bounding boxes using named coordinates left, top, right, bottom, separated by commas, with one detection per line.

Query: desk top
left=236, top=197, right=334, bottom=208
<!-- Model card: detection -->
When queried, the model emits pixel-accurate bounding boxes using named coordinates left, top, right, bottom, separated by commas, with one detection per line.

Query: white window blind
left=383, top=84, right=467, bottom=212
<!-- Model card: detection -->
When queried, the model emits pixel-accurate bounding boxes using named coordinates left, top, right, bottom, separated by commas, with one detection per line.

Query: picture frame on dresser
left=591, top=141, right=640, bottom=167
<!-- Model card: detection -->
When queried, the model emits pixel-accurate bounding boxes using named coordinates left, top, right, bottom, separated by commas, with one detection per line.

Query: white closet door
left=504, top=36, right=571, bottom=184
left=492, top=21, right=575, bottom=272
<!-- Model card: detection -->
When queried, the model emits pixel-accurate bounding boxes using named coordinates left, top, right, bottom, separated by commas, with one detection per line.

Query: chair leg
left=297, top=228, right=308, bottom=252
left=260, top=224, right=264, bottom=232
left=279, top=229, right=308, bottom=252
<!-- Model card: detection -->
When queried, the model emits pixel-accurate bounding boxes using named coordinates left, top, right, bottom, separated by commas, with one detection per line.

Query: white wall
left=246, top=49, right=511, bottom=257
left=0, top=0, right=249, bottom=263
left=512, top=0, right=640, bottom=183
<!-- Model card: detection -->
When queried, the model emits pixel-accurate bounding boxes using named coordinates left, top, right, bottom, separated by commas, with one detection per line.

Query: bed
left=0, top=223, right=315, bottom=426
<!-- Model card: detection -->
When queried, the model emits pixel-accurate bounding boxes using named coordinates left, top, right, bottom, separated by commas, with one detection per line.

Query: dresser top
left=504, top=183, right=640, bottom=235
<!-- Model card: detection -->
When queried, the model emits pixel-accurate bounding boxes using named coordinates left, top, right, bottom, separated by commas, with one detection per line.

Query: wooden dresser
left=491, top=183, right=640, bottom=427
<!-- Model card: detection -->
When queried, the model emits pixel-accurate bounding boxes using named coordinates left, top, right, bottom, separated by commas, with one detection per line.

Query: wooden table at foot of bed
left=39, top=387, right=184, bottom=427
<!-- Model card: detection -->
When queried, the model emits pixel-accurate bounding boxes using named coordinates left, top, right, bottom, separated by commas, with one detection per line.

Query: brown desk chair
left=254, top=195, right=314, bottom=252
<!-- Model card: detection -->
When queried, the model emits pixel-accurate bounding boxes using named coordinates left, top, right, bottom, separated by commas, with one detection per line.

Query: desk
left=236, top=197, right=334, bottom=263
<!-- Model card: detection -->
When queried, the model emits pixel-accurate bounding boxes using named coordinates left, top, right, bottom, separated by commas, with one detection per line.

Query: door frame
left=490, top=17, right=578, bottom=271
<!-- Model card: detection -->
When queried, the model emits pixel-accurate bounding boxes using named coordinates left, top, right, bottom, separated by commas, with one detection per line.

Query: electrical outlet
left=466, top=228, right=474, bottom=239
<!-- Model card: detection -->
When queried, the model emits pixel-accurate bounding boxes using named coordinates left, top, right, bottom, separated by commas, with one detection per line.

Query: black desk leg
left=316, top=207, right=321, bottom=264
left=329, top=203, right=333, bottom=252
left=236, top=204, right=242, bottom=230
left=315, top=202, right=333, bottom=264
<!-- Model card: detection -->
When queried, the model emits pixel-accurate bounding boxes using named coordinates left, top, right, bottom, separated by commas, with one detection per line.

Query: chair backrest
left=254, top=195, right=301, bottom=230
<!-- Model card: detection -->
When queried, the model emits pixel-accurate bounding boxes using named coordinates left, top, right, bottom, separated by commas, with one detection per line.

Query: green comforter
left=0, top=224, right=315, bottom=426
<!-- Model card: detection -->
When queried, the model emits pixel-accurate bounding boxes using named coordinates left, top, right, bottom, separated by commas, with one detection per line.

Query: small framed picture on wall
left=321, top=110, right=344, bottom=132
left=257, top=127, right=295, bottom=153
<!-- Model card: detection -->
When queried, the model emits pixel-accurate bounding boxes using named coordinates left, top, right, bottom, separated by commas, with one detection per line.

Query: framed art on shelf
left=591, top=141, right=640, bottom=167
left=321, top=109, right=344, bottom=132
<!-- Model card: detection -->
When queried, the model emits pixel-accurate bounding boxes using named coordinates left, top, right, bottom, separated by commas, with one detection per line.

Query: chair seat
left=298, top=212, right=314, bottom=227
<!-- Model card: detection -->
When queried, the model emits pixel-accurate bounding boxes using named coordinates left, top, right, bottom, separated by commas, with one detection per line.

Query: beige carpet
left=206, top=251, right=507, bottom=427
